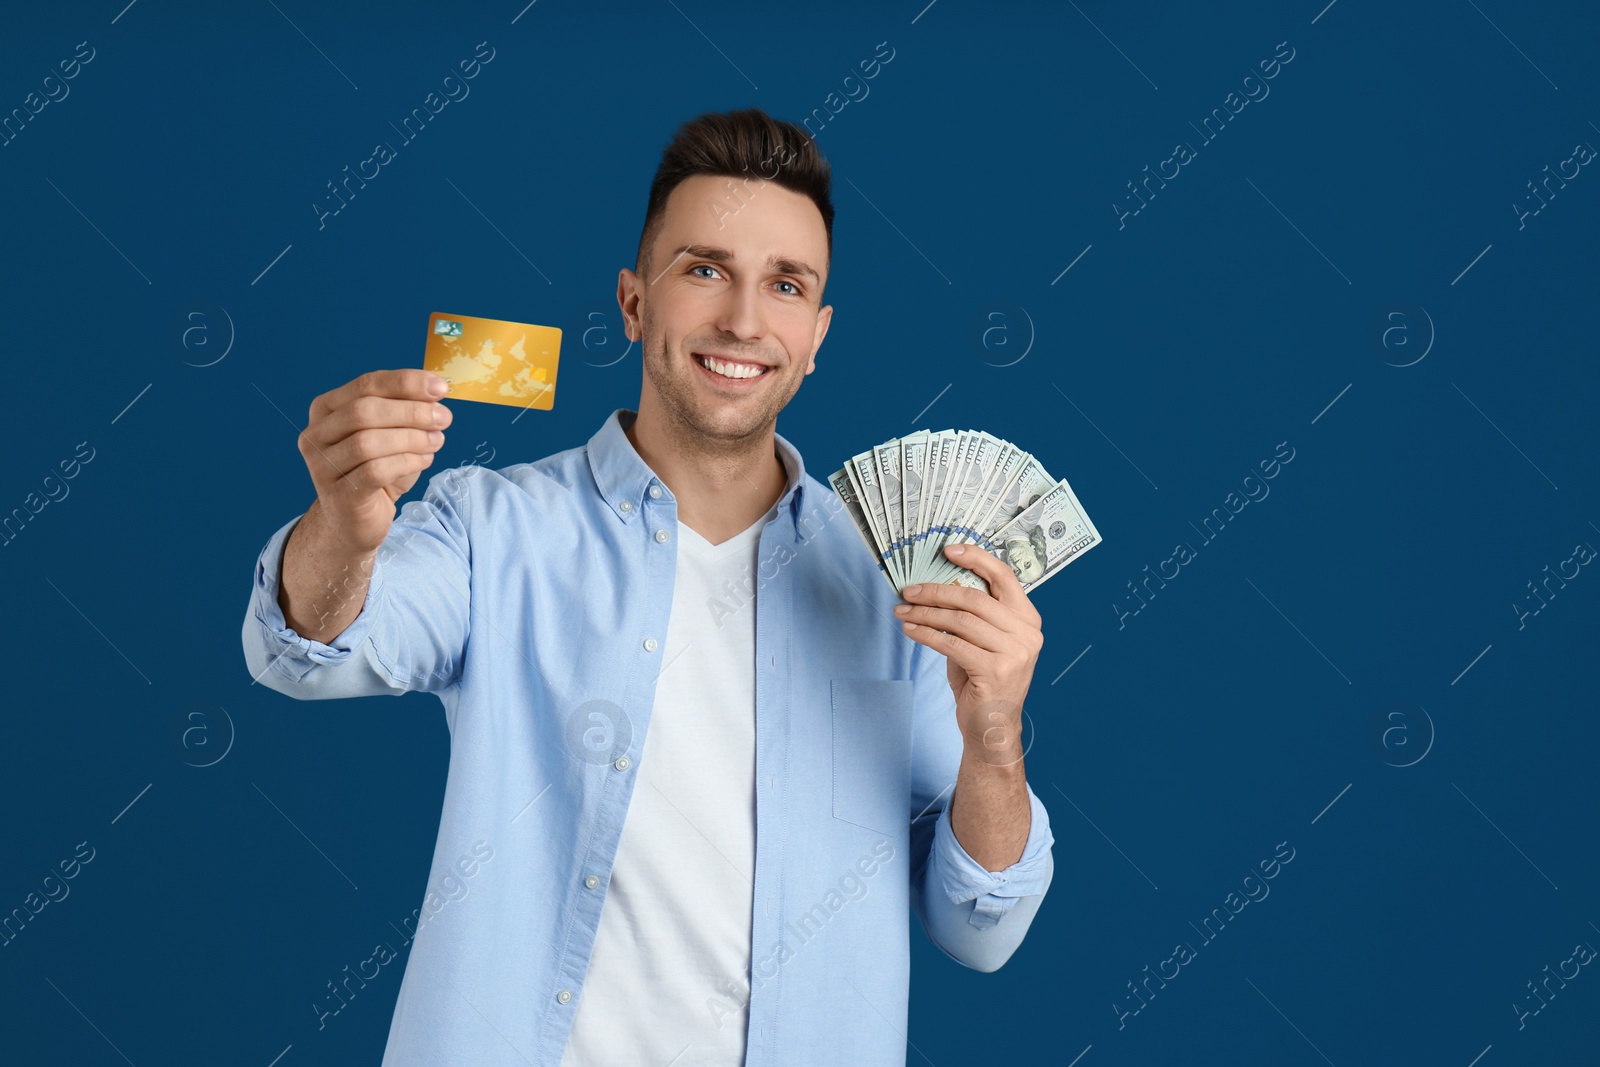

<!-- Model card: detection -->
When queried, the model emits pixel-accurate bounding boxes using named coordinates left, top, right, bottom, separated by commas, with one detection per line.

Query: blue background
left=3, top=0, right=1596, bottom=1063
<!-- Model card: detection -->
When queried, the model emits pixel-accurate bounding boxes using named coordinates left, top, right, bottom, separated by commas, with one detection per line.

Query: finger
left=902, top=602, right=1043, bottom=663
left=303, top=427, right=444, bottom=482
left=382, top=464, right=425, bottom=501
left=942, top=544, right=1041, bottom=624
left=315, top=394, right=451, bottom=448
left=311, top=369, right=449, bottom=423
left=895, top=601, right=1010, bottom=653
left=899, top=616, right=987, bottom=671
left=902, top=572, right=1026, bottom=634
left=334, top=451, right=437, bottom=494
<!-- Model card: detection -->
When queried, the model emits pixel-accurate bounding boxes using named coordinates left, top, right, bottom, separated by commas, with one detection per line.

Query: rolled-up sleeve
left=241, top=466, right=474, bottom=700
left=907, top=640, right=1056, bottom=972
left=929, top=784, right=1054, bottom=927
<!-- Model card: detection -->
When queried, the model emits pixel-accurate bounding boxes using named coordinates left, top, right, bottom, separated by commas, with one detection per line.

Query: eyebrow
left=670, top=243, right=822, bottom=286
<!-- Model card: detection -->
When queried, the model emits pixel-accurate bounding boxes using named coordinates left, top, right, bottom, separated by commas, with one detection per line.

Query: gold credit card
left=422, top=311, right=561, bottom=410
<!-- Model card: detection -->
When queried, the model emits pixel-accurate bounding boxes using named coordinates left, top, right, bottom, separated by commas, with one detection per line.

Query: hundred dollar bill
left=918, top=438, right=1012, bottom=587
left=911, top=431, right=967, bottom=588
left=907, top=430, right=956, bottom=586
left=980, top=455, right=1056, bottom=547
left=898, top=430, right=930, bottom=585
left=872, top=439, right=906, bottom=586
left=917, top=430, right=957, bottom=578
left=828, top=466, right=894, bottom=591
left=988, top=477, right=1101, bottom=594
left=921, top=450, right=1056, bottom=587
left=850, top=450, right=900, bottom=588
left=966, top=441, right=1028, bottom=547
left=919, top=431, right=1002, bottom=586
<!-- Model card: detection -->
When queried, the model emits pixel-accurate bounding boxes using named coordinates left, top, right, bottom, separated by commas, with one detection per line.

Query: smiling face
left=618, top=173, right=833, bottom=448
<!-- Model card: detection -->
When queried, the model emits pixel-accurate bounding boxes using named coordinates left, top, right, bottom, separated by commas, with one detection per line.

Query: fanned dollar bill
left=830, top=430, right=1102, bottom=597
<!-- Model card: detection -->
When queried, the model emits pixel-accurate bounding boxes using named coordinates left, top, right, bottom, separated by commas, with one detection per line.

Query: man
left=242, top=107, right=1055, bottom=1066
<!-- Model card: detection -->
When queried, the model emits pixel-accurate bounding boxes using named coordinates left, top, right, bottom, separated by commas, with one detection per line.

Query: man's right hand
left=298, top=369, right=452, bottom=554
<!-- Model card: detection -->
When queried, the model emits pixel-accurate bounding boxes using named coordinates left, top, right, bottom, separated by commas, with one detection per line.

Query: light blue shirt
left=242, top=408, right=1055, bottom=1066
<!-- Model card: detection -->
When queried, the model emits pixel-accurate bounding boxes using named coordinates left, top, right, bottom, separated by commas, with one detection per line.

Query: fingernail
left=893, top=604, right=910, bottom=614
left=904, top=585, right=921, bottom=597
left=427, top=375, right=449, bottom=396
left=902, top=621, right=918, bottom=630
left=948, top=545, right=965, bottom=556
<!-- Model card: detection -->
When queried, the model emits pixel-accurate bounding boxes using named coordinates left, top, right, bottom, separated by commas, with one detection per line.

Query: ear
left=616, top=268, right=642, bottom=341
left=805, top=303, right=833, bottom=374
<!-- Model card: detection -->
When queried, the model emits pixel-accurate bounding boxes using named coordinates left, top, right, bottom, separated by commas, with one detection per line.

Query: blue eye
left=688, top=264, right=803, bottom=296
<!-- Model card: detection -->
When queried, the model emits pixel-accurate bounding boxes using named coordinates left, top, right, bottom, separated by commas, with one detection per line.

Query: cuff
left=933, top=785, right=1055, bottom=929
left=247, top=513, right=388, bottom=682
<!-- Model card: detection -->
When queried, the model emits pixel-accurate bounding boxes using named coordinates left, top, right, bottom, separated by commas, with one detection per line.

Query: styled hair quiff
left=634, top=108, right=834, bottom=288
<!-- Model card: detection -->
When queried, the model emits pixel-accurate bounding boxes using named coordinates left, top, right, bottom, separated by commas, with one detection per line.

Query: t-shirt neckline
left=678, top=505, right=776, bottom=561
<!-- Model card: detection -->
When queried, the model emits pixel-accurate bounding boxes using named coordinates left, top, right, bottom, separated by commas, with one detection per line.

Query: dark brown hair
left=635, top=108, right=834, bottom=289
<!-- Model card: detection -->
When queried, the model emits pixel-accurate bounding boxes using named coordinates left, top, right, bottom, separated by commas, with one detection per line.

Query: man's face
left=618, top=173, right=833, bottom=446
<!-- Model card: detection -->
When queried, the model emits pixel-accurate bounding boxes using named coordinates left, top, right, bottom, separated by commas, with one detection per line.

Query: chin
left=691, top=408, right=769, bottom=437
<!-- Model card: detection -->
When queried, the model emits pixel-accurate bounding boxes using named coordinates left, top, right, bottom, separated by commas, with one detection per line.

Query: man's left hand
left=893, top=543, right=1043, bottom=759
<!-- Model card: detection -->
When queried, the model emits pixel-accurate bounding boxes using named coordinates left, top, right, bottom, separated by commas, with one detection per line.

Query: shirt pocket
left=831, top=678, right=914, bottom=837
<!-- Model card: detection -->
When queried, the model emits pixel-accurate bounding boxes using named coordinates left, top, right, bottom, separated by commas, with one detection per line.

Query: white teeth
left=699, top=354, right=765, bottom=379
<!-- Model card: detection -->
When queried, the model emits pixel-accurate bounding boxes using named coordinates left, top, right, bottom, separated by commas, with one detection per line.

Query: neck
left=622, top=402, right=788, bottom=545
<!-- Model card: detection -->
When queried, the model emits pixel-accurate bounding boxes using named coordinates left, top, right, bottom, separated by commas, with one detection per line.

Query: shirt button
left=556, top=989, right=573, bottom=1004
left=649, top=484, right=663, bottom=499
left=584, top=875, right=600, bottom=889
left=613, top=756, right=631, bottom=772
left=643, top=636, right=658, bottom=652
left=655, top=529, right=670, bottom=543
left=619, top=500, right=633, bottom=513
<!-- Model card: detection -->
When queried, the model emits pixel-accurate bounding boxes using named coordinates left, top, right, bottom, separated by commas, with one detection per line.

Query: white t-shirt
left=560, top=504, right=773, bottom=1066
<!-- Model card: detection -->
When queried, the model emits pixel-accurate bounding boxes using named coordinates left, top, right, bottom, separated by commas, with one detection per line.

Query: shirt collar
left=587, top=409, right=811, bottom=535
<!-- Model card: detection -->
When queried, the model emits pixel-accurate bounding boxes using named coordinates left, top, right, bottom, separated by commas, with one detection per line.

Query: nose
left=713, top=274, right=766, bottom=345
